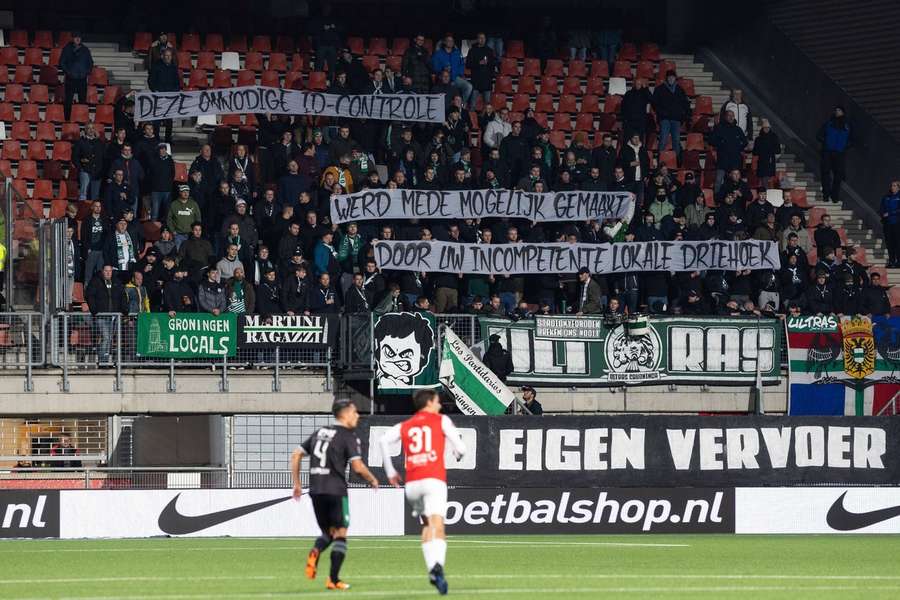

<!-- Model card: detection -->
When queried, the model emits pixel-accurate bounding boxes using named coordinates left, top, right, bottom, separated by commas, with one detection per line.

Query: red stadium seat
left=175, top=162, right=188, bottom=182
left=347, top=37, right=365, bottom=55
left=0, top=159, right=10, bottom=177
left=61, top=123, right=79, bottom=141
left=227, top=35, right=248, bottom=53
left=213, top=69, right=232, bottom=88
left=23, top=47, right=45, bottom=66
left=369, top=37, right=388, bottom=56
left=390, top=38, right=410, bottom=56
left=33, top=179, right=53, bottom=200
left=568, top=60, right=587, bottom=78
left=618, top=42, right=638, bottom=62
left=385, top=56, right=402, bottom=73
left=678, top=78, right=695, bottom=97
left=517, top=76, right=537, bottom=95
left=48, top=198, right=68, bottom=219
left=596, top=113, right=618, bottom=132
left=245, top=52, right=264, bottom=72
left=176, top=51, right=193, bottom=70
left=260, top=70, right=280, bottom=87
left=85, top=86, right=100, bottom=105
left=574, top=113, right=594, bottom=131
left=585, top=78, right=605, bottom=96
left=0, top=103, right=13, bottom=122
left=659, top=150, right=678, bottom=169
left=549, top=130, right=567, bottom=149
left=544, top=59, right=564, bottom=77
left=522, top=58, right=541, bottom=77
left=196, top=51, right=217, bottom=70
left=56, top=32, right=73, bottom=48
left=604, top=95, right=622, bottom=113
left=285, top=71, right=303, bottom=89
left=27, top=140, right=47, bottom=160
left=581, top=94, right=600, bottom=113
left=490, top=93, right=508, bottom=111
left=510, top=93, right=530, bottom=113
left=103, top=85, right=121, bottom=105
left=361, top=55, right=380, bottom=72
left=612, top=61, right=632, bottom=79
left=589, top=60, right=609, bottom=79
left=539, top=76, right=558, bottom=95
left=682, top=151, right=702, bottom=171
left=636, top=61, right=655, bottom=80
left=276, top=35, right=296, bottom=54
left=499, top=58, right=518, bottom=76
left=188, top=69, right=209, bottom=89
left=640, top=42, right=661, bottom=62
left=94, top=105, right=114, bottom=125
left=685, top=133, right=706, bottom=152
left=88, top=67, right=108, bottom=86
left=33, top=31, right=53, bottom=49
left=506, top=40, right=525, bottom=59
left=38, top=64, right=60, bottom=86
left=307, top=71, right=328, bottom=91
left=9, top=30, right=29, bottom=48
left=1, top=46, right=20, bottom=65
left=204, top=34, right=224, bottom=53
left=562, top=77, right=581, bottom=95
left=236, top=70, right=256, bottom=86
left=694, top=96, right=714, bottom=116
left=45, top=104, right=66, bottom=123
left=20, top=103, right=41, bottom=123
left=535, top=94, right=555, bottom=113
left=268, top=52, right=288, bottom=72
left=5, top=83, right=26, bottom=103
left=552, top=113, right=572, bottom=131
left=14, top=65, right=35, bottom=84
left=557, top=94, right=578, bottom=113
left=181, top=33, right=201, bottom=53
left=134, top=32, right=152, bottom=53
left=70, top=104, right=89, bottom=124
left=10, top=122, right=31, bottom=141
left=291, top=53, right=308, bottom=72
left=18, top=160, right=38, bottom=180
left=251, top=35, right=272, bottom=53
left=0, top=68, right=7, bottom=84
left=494, top=75, right=514, bottom=95
left=35, top=122, right=56, bottom=142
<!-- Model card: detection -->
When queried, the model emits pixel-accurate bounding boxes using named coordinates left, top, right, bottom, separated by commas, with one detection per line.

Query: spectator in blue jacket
left=59, top=32, right=93, bottom=121
left=817, top=106, right=853, bottom=204
left=147, top=48, right=182, bottom=143
left=880, top=180, right=900, bottom=267
left=707, top=110, right=749, bottom=193
left=431, top=35, right=473, bottom=109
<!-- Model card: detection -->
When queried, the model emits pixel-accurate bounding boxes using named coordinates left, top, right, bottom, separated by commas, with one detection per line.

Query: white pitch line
left=40, top=585, right=900, bottom=599
left=450, top=539, right=691, bottom=548
left=7, top=573, right=900, bottom=586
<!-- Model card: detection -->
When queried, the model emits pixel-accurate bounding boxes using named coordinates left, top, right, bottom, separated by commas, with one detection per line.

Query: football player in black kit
left=291, top=400, right=379, bottom=591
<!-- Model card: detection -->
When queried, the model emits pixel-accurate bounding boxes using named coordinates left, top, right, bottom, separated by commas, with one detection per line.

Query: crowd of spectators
left=64, top=29, right=895, bottom=326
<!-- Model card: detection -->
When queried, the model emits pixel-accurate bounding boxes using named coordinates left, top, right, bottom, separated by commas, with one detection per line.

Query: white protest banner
left=330, top=188, right=635, bottom=224
left=134, top=87, right=445, bottom=123
left=374, top=239, right=781, bottom=275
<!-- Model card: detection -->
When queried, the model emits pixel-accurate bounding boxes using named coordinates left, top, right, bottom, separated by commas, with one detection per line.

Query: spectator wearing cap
left=861, top=272, right=891, bottom=315
left=147, top=47, right=181, bottom=143
left=482, top=335, right=514, bottom=383
left=833, top=271, right=862, bottom=315
left=708, top=110, right=749, bottom=194
left=576, top=268, right=606, bottom=315
left=256, top=268, right=284, bottom=317
left=752, top=118, right=781, bottom=189
left=148, top=142, right=175, bottom=222
left=817, top=106, right=853, bottom=203
left=466, top=32, right=497, bottom=109
left=621, top=78, right=652, bottom=140
left=167, top=185, right=202, bottom=247
left=103, top=215, right=139, bottom=276
left=805, top=270, right=834, bottom=314
left=59, top=32, right=93, bottom=122
left=651, top=70, right=691, bottom=163
left=880, top=181, right=900, bottom=267
left=431, top=34, right=473, bottom=109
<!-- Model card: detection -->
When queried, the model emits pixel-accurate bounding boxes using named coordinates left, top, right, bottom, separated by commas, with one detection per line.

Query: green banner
left=137, top=313, right=237, bottom=358
left=480, top=315, right=782, bottom=386
left=373, top=312, right=439, bottom=393
left=439, top=326, right=515, bottom=415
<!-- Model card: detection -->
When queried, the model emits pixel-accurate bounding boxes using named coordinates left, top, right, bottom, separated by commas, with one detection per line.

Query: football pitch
left=2, top=535, right=900, bottom=599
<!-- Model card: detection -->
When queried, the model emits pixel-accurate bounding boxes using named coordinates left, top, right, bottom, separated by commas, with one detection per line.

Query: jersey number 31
left=408, top=426, right=432, bottom=453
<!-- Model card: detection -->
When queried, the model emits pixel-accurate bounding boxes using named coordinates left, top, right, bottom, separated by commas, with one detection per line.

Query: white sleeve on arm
left=378, top=424, right=402, bottom=479
left=442, top=415, right=467, bottom=458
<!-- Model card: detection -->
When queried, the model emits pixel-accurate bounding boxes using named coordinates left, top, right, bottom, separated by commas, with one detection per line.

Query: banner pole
left=753, top=314, right=765, bottom=415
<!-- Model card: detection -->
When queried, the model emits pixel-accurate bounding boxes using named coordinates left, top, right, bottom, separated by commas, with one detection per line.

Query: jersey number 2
left=408, top=426, right=432, bottom=453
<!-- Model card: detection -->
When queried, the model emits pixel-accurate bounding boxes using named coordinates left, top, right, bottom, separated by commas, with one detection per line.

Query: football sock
left=433, top=539, right=447, bottom=567
left=313, top=535, right=332, bottom=553
left=422, top=540, right=438, bottom=570
left=330, top=537, right=347, bottom=581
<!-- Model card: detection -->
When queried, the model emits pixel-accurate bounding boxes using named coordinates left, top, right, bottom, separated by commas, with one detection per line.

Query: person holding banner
left=147, top=48, right=181, bottom=144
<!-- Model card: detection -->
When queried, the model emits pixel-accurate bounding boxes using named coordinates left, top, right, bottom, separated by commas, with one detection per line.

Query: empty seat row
left=1, top=84, right=119, bottom=106
left=0, top=64, right=108, bottom=86
left=0, top=103, right=113, bottom=124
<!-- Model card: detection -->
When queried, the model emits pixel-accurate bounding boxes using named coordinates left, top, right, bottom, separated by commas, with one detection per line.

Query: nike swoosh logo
left=826, top=491, right=900, bottom=531
left=158, top=493, right=293, bottom=535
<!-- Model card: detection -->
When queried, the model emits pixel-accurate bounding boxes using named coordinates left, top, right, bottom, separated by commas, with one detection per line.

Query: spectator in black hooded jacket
left=620, top=78, right=651, bottom=139
left=401, top=33, right=432, bottom=93
left=74, top=123, right=105, bottom=201
left=466, top=33, right=497, bottom=108
left=147, top=47, right=181, bottom=143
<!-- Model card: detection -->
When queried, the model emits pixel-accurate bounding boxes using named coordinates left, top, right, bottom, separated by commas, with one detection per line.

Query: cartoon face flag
left=374, top=312, right=439, bottom=393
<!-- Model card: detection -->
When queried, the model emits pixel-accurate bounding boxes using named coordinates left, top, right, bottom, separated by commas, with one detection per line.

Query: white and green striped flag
left=439, top=327, right=516, bottom=415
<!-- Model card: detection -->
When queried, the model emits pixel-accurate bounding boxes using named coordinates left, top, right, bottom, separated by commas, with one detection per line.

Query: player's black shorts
left=311, top=494, right=350, bottom=531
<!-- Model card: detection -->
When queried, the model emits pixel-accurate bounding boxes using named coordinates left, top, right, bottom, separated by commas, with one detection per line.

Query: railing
left=0, top=467, right=311, bottom=489
left=0, top=311, right=44, bottom=391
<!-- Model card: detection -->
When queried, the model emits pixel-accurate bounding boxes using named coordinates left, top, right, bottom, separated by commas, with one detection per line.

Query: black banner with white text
left=135, top=87, right=445, bottom=123
left=360, top=415, right=899, bottom=487
left=373, top=240, right=781, bottom=275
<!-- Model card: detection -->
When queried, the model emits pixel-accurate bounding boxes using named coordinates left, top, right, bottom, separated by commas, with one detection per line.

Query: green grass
left=2, top=535, right=900, bottom=599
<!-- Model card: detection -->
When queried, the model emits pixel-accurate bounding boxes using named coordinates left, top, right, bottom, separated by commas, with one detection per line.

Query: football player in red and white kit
left=378, top=389, right=466, bottom=595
